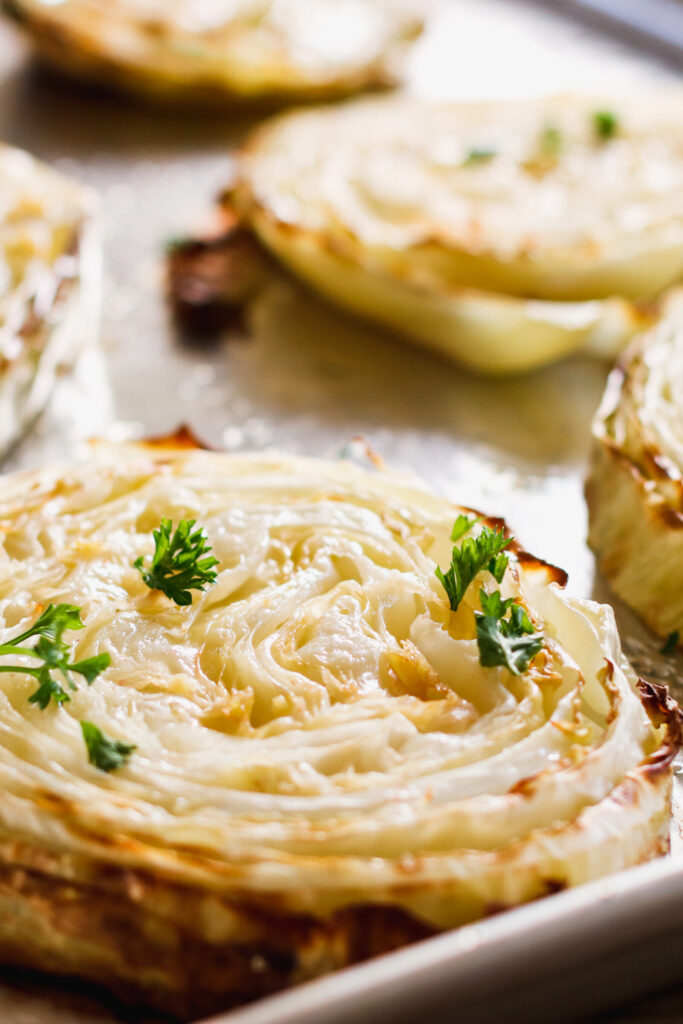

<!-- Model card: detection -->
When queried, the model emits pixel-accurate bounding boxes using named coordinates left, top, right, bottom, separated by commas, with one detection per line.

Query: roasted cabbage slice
left=231, top=93, right=683, bottom=373
left=588, top=289, right=683, bottom=640
left=3, top=0, right=423, bottom=103
left=0, top=437, right=677, bottom=1016
left=0, top=143, right=100, bottom=454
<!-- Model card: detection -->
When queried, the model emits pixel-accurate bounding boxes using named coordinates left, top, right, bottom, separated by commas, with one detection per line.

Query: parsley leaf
left=661, top=630, right=679, bottom=655
left=593, top=109, right=619, bottom=141
left=450, top=513, right=483, bottom=543
left=27, top=666, right=71, bottom=710
left=69, top=654, right=113, bottom=684
left=540, top=122, right=563, bottom=156
left=10, top=603, right=84, bottom=643
left=463, top=147, right=497, bottom=166
left=0, top=604, right=110, bottom=709
left=479, top=588, right=515, bottom=619
left=80, top=721, right=136, bottom=773
left=475, top=587, right=544, bottom=676
left=435, top=524, right=511, bottom=612
left=134, top=517, right=219, bottom=606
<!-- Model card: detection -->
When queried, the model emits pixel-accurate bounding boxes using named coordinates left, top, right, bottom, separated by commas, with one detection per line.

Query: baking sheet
left=0, top=1, right=681, bottom=1021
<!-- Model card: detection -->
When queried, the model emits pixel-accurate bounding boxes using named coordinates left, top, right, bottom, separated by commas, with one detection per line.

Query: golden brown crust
left=0, top=785, right=673, bottom=1019
left=0, top=797, right=672, bottom=1020
left=0, top=840, right=433, bottom=1019
left=0, top=705, right=678, bottom=1020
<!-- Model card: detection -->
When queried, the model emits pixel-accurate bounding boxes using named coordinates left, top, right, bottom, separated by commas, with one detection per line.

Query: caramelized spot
left=508, top=773, right=540, bottom=797
left=143, top=424, right=211, bottom=451
left=637, top=678, right=683, bottom=738
left=383, top=641, right=452, bottom=702
left=598, top=660, right=620, bottom=725
left=167, top=206, right=272, bottom=337
left=513, top=548, right=568, bottom=588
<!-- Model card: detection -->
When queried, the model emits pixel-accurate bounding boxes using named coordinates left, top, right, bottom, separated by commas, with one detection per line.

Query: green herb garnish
left=435, top=523, right=511, bottom=612
left=449, top=513, right=483, bottom=543
left=475, top=588, right=544, bottom=676
left=80, top=721, right=136, bottom=773
left=540, top=122, right=563, bottom=156
left=463, top=147, right=497, bottom=166
left=661, top=630, right=679, bottom=655
left=0, top=604, right=110, bottom=709
left=134, top=517, right=219, bottom=606
left=593, top=109, right=619, bottom=141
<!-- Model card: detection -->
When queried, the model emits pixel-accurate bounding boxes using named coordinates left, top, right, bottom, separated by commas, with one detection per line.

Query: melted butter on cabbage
left=0, top=446, right=674, bottom=927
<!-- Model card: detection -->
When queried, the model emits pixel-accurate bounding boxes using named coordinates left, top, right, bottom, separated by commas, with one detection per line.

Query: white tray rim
left=200, top=853, right=683, bottom=1024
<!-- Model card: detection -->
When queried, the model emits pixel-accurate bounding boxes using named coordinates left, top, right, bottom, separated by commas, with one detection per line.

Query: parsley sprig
left=540, top=122, right=563, bottom=156
left=0, top=606, right=135, bottom=772
left=463, top=147, right=497, bottom=166
left=593, top=109, right=619, bottom=141
left=435, top=522, right=511, bottom=612
left=475, top=588, right=544, bottom=676
left=81, top=721, right=136, bottom=773
left=436, top=518, right=544, bottom=677
left=0, top=604, right=110, bottom=709
left=134, top=518, right=219, bottom=606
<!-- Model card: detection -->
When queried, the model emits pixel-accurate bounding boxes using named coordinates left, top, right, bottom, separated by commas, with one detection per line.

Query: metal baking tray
left=538, top=0, right=683, bottom=66
left=0, top=1, right=681, bottom=1021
